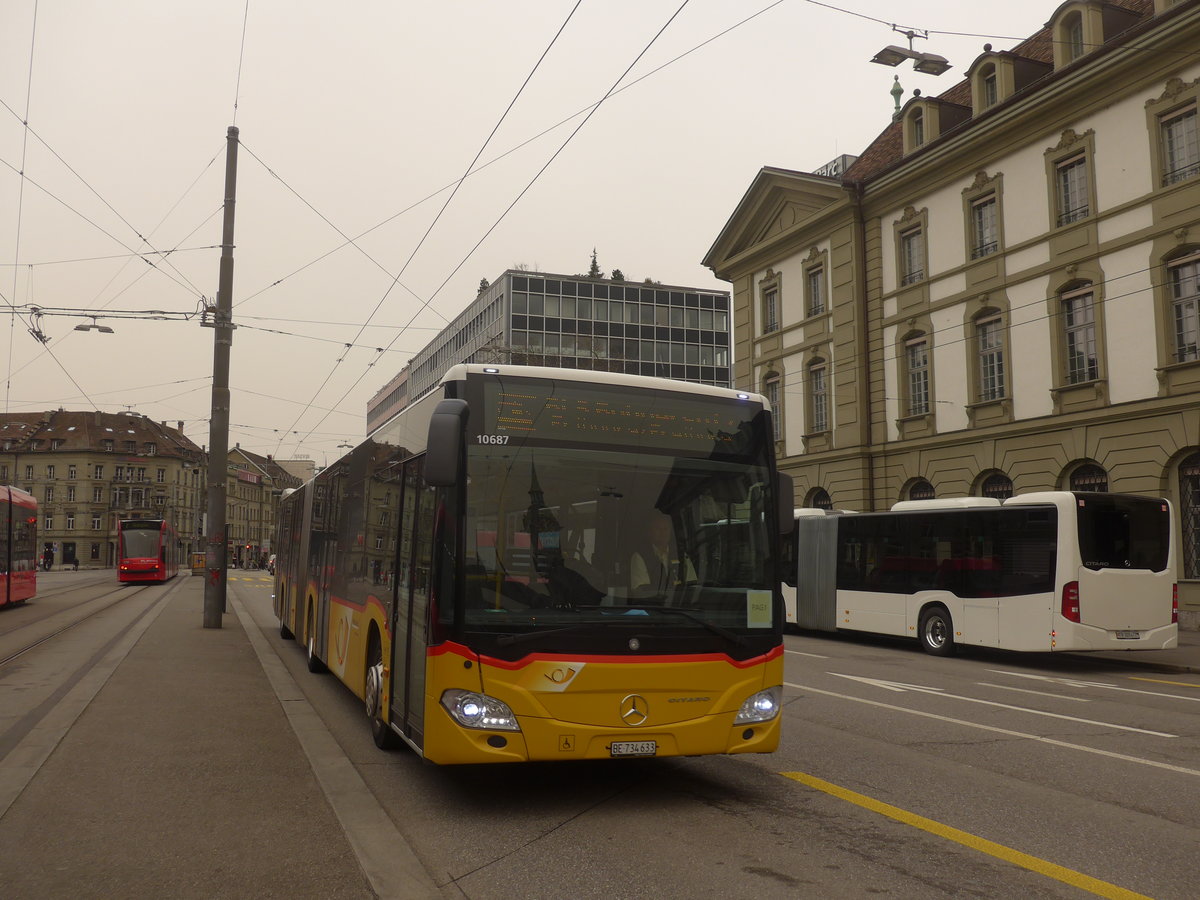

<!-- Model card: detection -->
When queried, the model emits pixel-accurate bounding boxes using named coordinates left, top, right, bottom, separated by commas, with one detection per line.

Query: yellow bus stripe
left=780, top=771, right=1150, bottom=900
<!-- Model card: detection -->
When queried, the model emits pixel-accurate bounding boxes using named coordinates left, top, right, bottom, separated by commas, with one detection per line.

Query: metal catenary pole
left=203, top=125, right=239, bottom=628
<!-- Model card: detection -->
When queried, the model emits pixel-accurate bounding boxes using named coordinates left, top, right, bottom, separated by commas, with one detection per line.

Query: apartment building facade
left=704, top=0, right=1200, bottom=619
left=0, top=410, right=205, bottom=567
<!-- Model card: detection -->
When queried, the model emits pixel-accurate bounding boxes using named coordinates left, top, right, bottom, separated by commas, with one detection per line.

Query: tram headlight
left=440, top=689, right=521, bottom=732
left=734, top=686, right=782, bottom=724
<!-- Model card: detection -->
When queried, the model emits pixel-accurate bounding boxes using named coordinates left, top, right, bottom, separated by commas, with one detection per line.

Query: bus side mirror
left=778, top=472, right=795, bottom=535
left=425, top=399, right=469, bottom=487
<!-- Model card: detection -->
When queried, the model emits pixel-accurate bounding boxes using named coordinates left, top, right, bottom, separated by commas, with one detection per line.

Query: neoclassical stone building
left=704, top=0, right=1200, bottom=621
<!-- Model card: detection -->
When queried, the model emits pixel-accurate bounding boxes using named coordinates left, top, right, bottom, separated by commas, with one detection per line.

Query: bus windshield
left=120, top=525, right=161, bottom=559
left=1075, top=493, right=1170, bottom=571
left=455, top=376, right=777, bottom=657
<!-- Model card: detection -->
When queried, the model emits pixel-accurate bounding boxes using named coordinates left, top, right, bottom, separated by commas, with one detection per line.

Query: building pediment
left=704, top=167, right=847, bottom=278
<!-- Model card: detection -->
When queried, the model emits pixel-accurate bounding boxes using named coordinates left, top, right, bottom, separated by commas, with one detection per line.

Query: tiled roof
left=843, top=0, right=1155, bottom=183
left=0, top=410, right=202, bottom=458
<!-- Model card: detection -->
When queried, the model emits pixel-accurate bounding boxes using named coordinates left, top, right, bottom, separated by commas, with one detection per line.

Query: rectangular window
left=900, top=228, right=925, bottom=285
left=977, top=316, right=1005, bottom=401
left=25, top=465, right=33, bottom=479
left=45, top=515, right=54, bottom=531
left=68, top=465, right=77, bottom=479
left=92, top=515, right=102, bottom=530
left=970, top=196, right=998, bottom=258
left=906, top=338, right=930, bottom=415
left=806, top=267, right=825, bottom=317
left=1067, top=17, right=1084, bottom=60
left=1062, top=287, right=1098, bottom=384
left=1056, top=154, right=1089, bottom=225
left=763, top=288, right=779, bottom=334
left=93, top=486, right=104, bottom=503
left=102, top=440, right=113, bottom=452
left=1170, top=254, right=1200, bottom=363
left=157, top=468, right=166, bottom=483
left=46, top=465, right=55, bottom=479
left=45, top=486, right=54, bottom=503
left=66, top=514, right=75, bottom=530
left=982, top=71, right=998, bottom=108
left=766, top=378, right=782, bottom=441
left=1162, top=105, right=1199, bottom=186
left=94, top=464, right=104, bottom=478
left=810, top=364, right=828, bottom=432
left=67, top=486, right=76, bottom=502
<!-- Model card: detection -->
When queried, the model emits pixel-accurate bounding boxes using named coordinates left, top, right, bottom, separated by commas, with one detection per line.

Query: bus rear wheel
left=919, top=606, right=955, bottom=656
left=305, top=608, right=325, bottom=673
left=366, top=637, right=399, bottom=750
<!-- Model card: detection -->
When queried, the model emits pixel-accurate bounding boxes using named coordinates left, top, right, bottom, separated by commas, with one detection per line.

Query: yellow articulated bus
left=274, top=364, right=794, bottom=764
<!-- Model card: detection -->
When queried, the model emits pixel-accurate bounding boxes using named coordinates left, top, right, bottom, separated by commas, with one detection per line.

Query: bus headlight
left=440, top=689, right=521, bottom=732
left=734, top=686, right=782, bottom=724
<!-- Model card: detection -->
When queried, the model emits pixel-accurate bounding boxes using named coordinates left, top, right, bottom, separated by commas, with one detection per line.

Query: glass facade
left=404, top=272, right=732, bottom=407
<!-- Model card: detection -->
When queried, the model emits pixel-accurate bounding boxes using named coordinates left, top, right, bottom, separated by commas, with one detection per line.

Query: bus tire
left=305, top=607, right=325, bottom=673
left=919, top=605, right=955, bottom=656
left=366, top=633, right=399, bottom=750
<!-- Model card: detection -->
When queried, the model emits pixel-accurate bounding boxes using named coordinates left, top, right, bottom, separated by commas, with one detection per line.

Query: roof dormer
left=967, top=45, right=1053, bottom=114
left=901, top=92, right=972, bottom=154
left=1048, top=1, right=1142, bottom=70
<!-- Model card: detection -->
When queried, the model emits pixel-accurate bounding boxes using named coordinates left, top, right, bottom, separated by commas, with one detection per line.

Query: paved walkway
left=0, top=571, right=1196, bottom=898
left=0, top=573, right=441, bottom=899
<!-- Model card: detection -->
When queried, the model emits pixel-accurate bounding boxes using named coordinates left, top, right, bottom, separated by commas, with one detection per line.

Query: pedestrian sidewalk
left=0, top=574, right=433, bottom=899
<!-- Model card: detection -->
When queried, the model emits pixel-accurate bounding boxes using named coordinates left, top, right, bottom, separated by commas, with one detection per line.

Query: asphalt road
left=237, top=578, right=1200, bottom=900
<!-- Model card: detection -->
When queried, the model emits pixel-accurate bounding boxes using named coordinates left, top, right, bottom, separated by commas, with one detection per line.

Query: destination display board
left=475, top=377, right=761, bottom=456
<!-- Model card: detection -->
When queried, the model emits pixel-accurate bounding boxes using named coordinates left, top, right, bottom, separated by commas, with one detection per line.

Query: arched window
left=909, top=479, right=935, bottom=501
left=1070, top=463, right=1108, bottom=492
left=1179, top=452, right=1200, bottom=578
left=981, top=472, right=1013, bottom=500
left=808, top=488, right=833, bottom=511
left=979, top=64, right=998, bottom=109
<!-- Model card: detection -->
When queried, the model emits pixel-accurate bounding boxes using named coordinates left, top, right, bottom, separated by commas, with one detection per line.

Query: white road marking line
left=785, top=681, right=1200, bottom=777
left=975, top=682, right=1091, bottom=702
left=828, top=673, right=1176, bottom=737
left=989, top=669, right=1200, bottom=703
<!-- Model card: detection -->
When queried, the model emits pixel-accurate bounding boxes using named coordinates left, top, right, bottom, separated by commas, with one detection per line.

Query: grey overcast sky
left=2, top=0, right=1056, bottom=465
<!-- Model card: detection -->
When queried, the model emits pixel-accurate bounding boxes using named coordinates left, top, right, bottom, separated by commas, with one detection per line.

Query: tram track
left=0, top=583, right=155, bottom=669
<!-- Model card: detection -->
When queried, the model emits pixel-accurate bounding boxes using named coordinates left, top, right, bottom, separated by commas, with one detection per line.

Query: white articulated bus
left=787, top=492, right=1178, bottom=655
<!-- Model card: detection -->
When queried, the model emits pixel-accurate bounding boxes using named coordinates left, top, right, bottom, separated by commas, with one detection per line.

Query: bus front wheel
left=366, top=636, right=399, bottom=750
left=919, top=606, right=955, bottom=656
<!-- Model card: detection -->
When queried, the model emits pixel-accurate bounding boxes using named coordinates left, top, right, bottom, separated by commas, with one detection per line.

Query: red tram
left=1, top=485, right=38, bottom=607
left=117, top=518, right=180, bottom=583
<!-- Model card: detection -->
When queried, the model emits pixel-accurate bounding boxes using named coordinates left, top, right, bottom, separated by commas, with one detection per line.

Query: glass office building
left=404, top=270, right=733, bottom=406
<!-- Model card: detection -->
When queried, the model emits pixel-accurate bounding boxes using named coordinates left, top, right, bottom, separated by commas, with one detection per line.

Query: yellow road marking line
left=1128, top=676, right=1200, bottom=687
left=781, top=771, right=1150, bottom=900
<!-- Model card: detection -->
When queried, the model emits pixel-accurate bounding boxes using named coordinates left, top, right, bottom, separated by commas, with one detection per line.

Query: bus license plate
left=1115, top=630, right=1141, bottom=640
left=610, top=740, right=657, bottom=758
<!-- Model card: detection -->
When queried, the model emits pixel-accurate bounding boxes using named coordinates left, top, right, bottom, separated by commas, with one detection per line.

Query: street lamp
left=74, top=316, right=114, bottom=334
left=871, top=28, right=951, bottom=76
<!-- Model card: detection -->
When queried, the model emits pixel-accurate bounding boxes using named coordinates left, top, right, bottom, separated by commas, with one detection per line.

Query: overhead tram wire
left=234, top=0, right=789, bottom=314
left=235, top=142, right=451, bottom=325
left=270, top=0, right=588, bottom=458
left=773, top=261, right=1187, bottom=400
left=5, top=0, right=40, bottom=414
left=231, top=0, right=250, bottom=128
left=0, top=100, right=214, bottom=301
left=287, top=0, right=699, bottom=457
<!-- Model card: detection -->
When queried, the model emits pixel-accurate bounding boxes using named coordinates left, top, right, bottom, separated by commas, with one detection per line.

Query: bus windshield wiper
left=623, top=606, right=747, bottom=647
left=495, top=624, right=597, bottom=647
